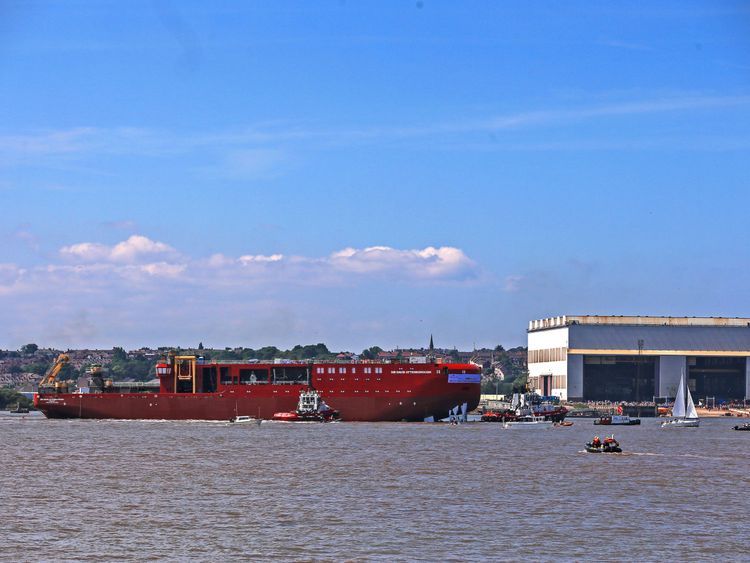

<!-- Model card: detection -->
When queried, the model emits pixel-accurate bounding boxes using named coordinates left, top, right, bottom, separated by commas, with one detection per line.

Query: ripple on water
left=1, top=417, right=749, bottom=561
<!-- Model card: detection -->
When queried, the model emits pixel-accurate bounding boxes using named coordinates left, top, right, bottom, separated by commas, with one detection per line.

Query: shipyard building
left=527, top=316, right=750, bottom=402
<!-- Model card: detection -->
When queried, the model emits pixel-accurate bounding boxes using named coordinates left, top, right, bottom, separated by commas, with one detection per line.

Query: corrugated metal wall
left=569, top=324, right=750, bottom=352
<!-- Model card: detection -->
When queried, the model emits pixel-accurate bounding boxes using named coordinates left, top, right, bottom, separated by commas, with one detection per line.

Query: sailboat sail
left=671, top=374, right=686, bottom=419
left=685, top=384, right=698, bottom=419
left=661, top=370, right=700, bottom=428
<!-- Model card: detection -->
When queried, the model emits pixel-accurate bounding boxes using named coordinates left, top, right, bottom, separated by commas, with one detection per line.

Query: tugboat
left=532, top=401, right=569, bottom=423
left=484, top=392, right=568, bottom=424
left=594, top=415, right=641, bottom=426
left=585, top=435, right=622, bottom=453
left=594, top=405, right=640, bottom=426
left=272, top=389, right=340, bottom=423
left=8, top=402, right=30, bottom=414
left=501, top=393, right=554, bottom=428
left=567, top=408, right=604, bottom=419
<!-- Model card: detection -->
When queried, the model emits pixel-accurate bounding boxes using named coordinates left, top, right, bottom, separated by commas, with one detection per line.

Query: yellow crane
left=38, top=353, right=70, bottom=390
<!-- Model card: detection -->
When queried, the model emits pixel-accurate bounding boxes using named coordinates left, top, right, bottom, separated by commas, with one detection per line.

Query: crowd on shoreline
left=576, top=399, right=748, bottom=409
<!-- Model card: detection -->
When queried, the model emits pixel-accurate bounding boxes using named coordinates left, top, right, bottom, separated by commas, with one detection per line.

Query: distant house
left=376, top=351, right=400, bottom=361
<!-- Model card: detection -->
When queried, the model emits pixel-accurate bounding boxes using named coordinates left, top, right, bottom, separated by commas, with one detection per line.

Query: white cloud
left=199, top=245, right=478, bottom=285
left=238, top=254, right=284, bottom=264
left=328, top=246, right=476, bottom=280
left=110, top=235, right=175, bottom=263
left=20, top=237, right=481, bottom=297
left=207, top=253, right=234, bottom=267
left=0, top=238, right=486, bottom=349
left=139, top=262, right=187, bottom=278
left=60, top=235, right=177, bottom=264
left=59, top=242, right=111, bottom=262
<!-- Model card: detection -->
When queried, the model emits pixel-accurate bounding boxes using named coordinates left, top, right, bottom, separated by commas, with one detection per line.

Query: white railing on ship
left=193, top=358, right=441, bottom=365
left=110, top=381, right=159, bottom=388
left=199, top=359, right=310, bottom=365
left=220, top=380, right=307, bottom=385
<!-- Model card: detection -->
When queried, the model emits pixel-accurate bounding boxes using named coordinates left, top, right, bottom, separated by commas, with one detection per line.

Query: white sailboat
left=661, top=371, right=700, bottom=428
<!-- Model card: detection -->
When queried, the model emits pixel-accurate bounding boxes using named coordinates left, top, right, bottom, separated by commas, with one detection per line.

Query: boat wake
left=92, top=419, right=234, bottom=425
left=629, top=451, right=732, bottom=461
left=265, top=419, right=341, bottom=425
left=579, top=450, right=731, bottom=461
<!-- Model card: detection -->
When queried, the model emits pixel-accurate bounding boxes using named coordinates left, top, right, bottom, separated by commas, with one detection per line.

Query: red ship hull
left=36, top=361, right=480, bottom=422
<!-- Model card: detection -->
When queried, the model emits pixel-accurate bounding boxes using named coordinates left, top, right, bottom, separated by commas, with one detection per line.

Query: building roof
left=528, top=315, right=750, bottom=332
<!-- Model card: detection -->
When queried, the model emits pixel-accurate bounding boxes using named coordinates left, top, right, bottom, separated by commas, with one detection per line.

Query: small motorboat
left=733, top=423, right=750, bottom=431
left=229, top=415, right=261, bottom=425
left=272, top=389, right=340, bottom=423
left=555, top=421, right=574, bottom=427
left=594, top=415, right=641, bottom=426
left=503, top=414, right=553, bottom=429
left=585, top=435, right=622, bottom=453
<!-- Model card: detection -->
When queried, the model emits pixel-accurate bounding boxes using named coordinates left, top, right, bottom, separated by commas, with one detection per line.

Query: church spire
left=429, top=334, right=434, bottom=351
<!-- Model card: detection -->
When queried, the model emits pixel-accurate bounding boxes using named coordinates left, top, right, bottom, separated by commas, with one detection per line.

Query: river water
left=1, top=413, right=749, bottom=562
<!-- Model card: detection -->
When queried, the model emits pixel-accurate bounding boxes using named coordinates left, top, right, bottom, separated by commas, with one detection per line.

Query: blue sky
left=2, top=1, right=750, bottom=351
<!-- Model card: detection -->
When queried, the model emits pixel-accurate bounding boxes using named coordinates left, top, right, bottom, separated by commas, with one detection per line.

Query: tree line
left=2, top=342, right=529, bottom=389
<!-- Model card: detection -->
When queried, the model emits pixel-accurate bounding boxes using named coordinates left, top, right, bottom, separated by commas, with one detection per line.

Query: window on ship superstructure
left=201, top=367, right=217, bottom=393
left=272, top=366, right=309, bottom=384
left=220, top=366, right=231, bottom=385
left=239, top=368, right=268, bottom=384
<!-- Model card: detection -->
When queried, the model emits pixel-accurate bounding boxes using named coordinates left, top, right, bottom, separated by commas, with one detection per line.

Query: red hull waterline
left=36, top=358, right=481, bottom=422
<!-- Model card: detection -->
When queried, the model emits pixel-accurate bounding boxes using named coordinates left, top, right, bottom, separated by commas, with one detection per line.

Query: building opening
left=687, top=357, right=745, bottom=402
left=583, top=355, right=656, bottom=402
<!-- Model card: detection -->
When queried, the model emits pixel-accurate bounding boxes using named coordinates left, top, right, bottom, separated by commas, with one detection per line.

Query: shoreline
left=694, top=407, right=750, bottom=418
